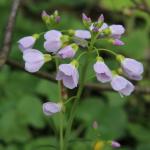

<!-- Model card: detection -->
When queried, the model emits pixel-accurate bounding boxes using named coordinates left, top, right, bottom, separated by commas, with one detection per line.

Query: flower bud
left=41, top=10, right=50, bottom=24
left=111, top=141, right=121, bottom=148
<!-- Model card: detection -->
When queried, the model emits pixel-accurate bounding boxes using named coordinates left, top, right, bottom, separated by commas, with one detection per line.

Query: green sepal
left=44, top=54, right=52, bottom=62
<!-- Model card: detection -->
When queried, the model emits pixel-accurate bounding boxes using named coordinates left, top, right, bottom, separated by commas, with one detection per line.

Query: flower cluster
left=18, top=11, right=144, bottom=115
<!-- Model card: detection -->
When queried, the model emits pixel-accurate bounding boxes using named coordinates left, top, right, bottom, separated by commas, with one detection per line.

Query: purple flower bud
left=98, top=14, right=104, bottom=22
left=23, top=49, right=44, bottom=73
left=43, top=102, right=62, bottom=116
left=58, top=44, right=77, bottom=59
left=109, top=25, right=125, bottom=37
left=44, top=30, right=62, bottom=53
left=75, top=30, right=91, bottom=39
left=55, top=16, right=61, bottom=23
left=93, top=61, right=112, bottom=83
left=44, top=30, right=62, bottom=41
left=113, top=39, right=125, bottom=46
left=93, top=121, right=98, bottom=129
left=18, top=36, right=36, bottom=52
left=42, top=10, right=49, bottom=18
left=111, top=141, right=121, bottom=148
left=121, top=58, right=144, bottom=80
left=111, top=75, right=134, bottom=96
left=56, top=64, right=79, bottom=89
left=82, top=13, right=91, bottom=23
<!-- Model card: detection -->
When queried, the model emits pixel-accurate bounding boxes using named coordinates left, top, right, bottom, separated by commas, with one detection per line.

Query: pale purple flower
left=44, top=40, right=62, bottom=53
left=99, top=23, right=108, bottom=32
left=58, top=45, right=77, bottom=59
left=23, top=49, right=44, bottom=73
left=111, top=75, right=134, bottom=96
left=43, top=102, right=62, bottom=116
left=109, top=25, right=125, bottom=38
left=18, top=36, right=36, bottom=51
left=75, top=30, right=91, bottom=39
left=113, top=39, right=124, bottom=46
left=93, top=61, right=112, bottom=83
left=56, top=64, right=79, bottom=89
left=111, top=141, right=121, bottom=148
left=44, top=30, right=62, bottom=53
left=44, top=30, right=62, bottom=41
left=90, top=23, right=108, bottom=33
left=121, top=58, right=144, bottom=80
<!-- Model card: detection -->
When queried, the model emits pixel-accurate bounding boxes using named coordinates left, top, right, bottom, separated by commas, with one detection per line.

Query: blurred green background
left=0, top=0, right=150, bottom=150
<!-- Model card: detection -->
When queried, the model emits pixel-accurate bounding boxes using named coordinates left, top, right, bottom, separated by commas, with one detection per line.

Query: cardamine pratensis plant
left=17, top=10, right=144, bottom=150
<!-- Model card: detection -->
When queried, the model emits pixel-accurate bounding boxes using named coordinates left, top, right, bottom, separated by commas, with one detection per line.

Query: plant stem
left=55, top=58, right=64, bottom=150
left=64, top=35, right=95, bottom=149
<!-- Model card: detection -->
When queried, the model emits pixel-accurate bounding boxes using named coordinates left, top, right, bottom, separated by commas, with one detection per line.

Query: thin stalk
left=95, top=48, right=118, bottom=57
left=64, top=35, right=96, bottom=149
left=55, top=58, right=64, bottom=150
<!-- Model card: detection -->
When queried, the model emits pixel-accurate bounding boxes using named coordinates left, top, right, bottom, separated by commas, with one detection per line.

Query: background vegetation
left=0, top=0, right=150, bottom=150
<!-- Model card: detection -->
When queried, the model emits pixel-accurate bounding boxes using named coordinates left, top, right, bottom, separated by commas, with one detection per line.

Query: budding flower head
left=82, top=13, right=91, bottom=26
left=42, top=10, right=50, bottom=24
left=111, top=141, right=121, bottom=148
left=98, top=14, right=104, bottom=22
left=43, top=102, right=62, bottom=116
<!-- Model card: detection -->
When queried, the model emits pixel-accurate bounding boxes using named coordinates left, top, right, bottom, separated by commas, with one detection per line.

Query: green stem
left=55, top=58, right=64, bottom=150
left=64, top=34, right=96, bottom=149
left=95, top=48, right=118, bottom=57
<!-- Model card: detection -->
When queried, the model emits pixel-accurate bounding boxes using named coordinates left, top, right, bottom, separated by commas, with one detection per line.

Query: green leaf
left=128, top=123, right=150, bottom=142
left=36, top=80, right=59, bottom=101
left=17, top=96, right=45, bottom=128
left=0, top=109, right=31, bottom=142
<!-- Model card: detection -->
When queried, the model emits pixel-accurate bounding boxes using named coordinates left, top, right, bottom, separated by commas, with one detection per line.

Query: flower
left=109, top=25, right=125, bottom=38
left=93, top=121, right=98, bottom=129
left=94, top=141, right=105, bottom=150
left=58, top=44, right=78, bottom=59
left=43, top=102, right=62, bottom=116
left=23, top=49, right=45, bottom=73
left=111, top=75, right=134, bottom=96
left=44, top=30, right=62, bottom=41
left=98, top=14, right=104, bottom=22
left=112, top=39, right=124, bottom=46
left=44, top=30, right=62, bottom=53
left=18, top=36, right=36, bottom=51
left=56, top=63, right=79, bottom=89
left=99, top=23, right=108, bottom=32
left=121, top=58, right=144, bottom=80
left=111, top=141, right=121, bottom=148
left=93, top=61, right=112, bottom=83
left=74, top=30, right=91, bottom=39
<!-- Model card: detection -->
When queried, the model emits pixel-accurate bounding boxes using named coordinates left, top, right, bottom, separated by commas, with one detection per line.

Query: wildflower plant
left=18, top=10, right=144, bottom=150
